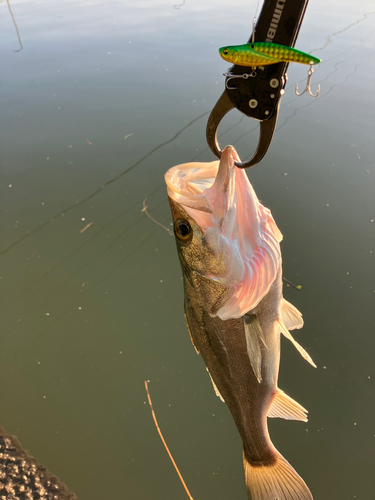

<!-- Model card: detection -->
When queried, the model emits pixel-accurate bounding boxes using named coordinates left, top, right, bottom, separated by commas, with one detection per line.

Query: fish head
left=165, top=146, right=282, bottom=320
left=219, top=45, right=239, bottom=64
left=168, top=197, right=226, bottom=277
left=167, top=147, right=243, bottom=281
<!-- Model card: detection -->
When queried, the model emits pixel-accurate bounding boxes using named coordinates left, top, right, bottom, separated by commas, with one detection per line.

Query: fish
left=219, top=42, right=321, bottom=67
left=165, top=145, right=316, bottom=500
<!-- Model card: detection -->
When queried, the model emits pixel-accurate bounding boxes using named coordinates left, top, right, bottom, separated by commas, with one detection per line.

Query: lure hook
left=295, top=65, right=320, bottom=98
left=224, top=71, right=257, bottom=90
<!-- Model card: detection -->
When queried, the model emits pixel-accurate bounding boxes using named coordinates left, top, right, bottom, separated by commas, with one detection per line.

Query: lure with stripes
left=219, top=42, right=321, bottom=67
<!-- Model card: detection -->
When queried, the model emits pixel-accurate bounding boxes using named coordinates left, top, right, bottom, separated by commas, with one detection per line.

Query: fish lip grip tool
left=206, top=0, right=310, bottom=168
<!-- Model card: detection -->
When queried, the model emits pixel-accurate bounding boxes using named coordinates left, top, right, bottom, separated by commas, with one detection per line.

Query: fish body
left=219, top=42, right=321, bottom=67
left=165, top=146, right=315, bottom=499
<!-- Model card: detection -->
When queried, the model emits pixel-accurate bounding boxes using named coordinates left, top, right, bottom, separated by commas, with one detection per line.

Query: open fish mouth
left=165, top=145, right=283, bottom=319
left=165, top=146, right=242, bottom=231
left=165, top=146, right=238, bottom=213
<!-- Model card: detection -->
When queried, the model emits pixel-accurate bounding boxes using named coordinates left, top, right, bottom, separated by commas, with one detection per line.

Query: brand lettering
left=266, top=0, right=285, bottom=42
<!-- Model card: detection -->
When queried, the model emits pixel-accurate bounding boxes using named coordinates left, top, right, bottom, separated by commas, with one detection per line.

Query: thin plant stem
left=144, top=381, right=194, bottom=500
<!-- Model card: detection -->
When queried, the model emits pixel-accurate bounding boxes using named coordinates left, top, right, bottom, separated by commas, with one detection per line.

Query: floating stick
left=144, top=381, right=194, bottom=500
left=282, top=276, right=302, bottom=290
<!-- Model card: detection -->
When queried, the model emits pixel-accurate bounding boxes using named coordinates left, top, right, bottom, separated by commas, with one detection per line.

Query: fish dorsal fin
left=268, top=389, right=308, bottom=422
left=190, top=270, right=234, bottom=317
left=206, top=368, right=225, bottom=403
left=281, top=299, right=304, bottom=330
left=243, top=314, right=267, bottom=383
left=277, top=318, right=317, bottom=368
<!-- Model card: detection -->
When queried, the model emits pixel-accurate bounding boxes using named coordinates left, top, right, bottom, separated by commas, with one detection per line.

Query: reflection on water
left=0, top=109, right=210, bottom=258
left=6, top=0, right=23, bottom=52
left=174, top=0, right=186, bottom=10
left=1, top=0, right=374, bottom=498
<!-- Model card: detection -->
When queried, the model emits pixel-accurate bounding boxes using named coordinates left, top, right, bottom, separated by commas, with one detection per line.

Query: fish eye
left=223, top=49, right=229, bottom=55
left=174, top=219, right=192, bottom=242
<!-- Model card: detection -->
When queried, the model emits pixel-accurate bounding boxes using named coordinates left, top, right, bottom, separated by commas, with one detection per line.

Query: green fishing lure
left=219, top=42, right=321, bottom=67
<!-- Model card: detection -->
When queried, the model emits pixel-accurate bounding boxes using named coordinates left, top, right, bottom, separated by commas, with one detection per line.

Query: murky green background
left=1, top=0, right=374, bottom=498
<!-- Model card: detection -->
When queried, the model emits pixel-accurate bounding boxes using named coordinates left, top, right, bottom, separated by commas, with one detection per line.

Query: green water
left=1, top=1, right=374, bottom=498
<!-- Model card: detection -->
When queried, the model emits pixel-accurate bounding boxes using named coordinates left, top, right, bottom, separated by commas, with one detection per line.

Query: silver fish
left=165, top=145, right=316, bottom=500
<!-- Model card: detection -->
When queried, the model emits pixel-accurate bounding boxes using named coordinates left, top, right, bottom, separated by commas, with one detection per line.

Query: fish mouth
left=165, top=145, right=239, bottom=226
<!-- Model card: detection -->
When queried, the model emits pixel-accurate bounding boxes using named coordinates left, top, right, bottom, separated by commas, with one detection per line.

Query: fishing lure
left=219, top=42, right=321, bottom=67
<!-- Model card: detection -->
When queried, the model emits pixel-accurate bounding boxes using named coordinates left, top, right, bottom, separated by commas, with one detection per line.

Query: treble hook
left=224, top=71, right=257, bottom=90
left=223, top=19, right=257, bottom=92
left=295, top=65, right=320, bottom=98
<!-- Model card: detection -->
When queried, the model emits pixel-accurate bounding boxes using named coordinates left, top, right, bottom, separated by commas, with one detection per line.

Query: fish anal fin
left=243, top=314, right=267, bottom=383
left=184, top=309, right=199, bottom=354
left=268, top=389, right=308, bottom=422
left=244, top=451, right=313, bottom=500
left=281, top=299, right=304, bottom=330
left=277, top=318, right=317, bottom=368
left=206, top=368, right=225, bottom=403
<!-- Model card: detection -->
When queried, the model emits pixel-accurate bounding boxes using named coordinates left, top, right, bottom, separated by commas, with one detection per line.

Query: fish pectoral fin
left=255, top=53, right=279, bottom=62
left=281, top=299, right=304, bottom=330
left=277, top=318, right=317, bottom=368
left=243, top=314, right=266, bottom=383
left=206, top=368, right=225, bottom=403
left=184, top=308, right=199, bottom=354
left=268, top=389, right=308, bottom=422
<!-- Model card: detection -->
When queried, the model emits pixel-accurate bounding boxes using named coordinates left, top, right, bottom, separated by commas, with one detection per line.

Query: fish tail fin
left=243, top=451, right=313, bottom=500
